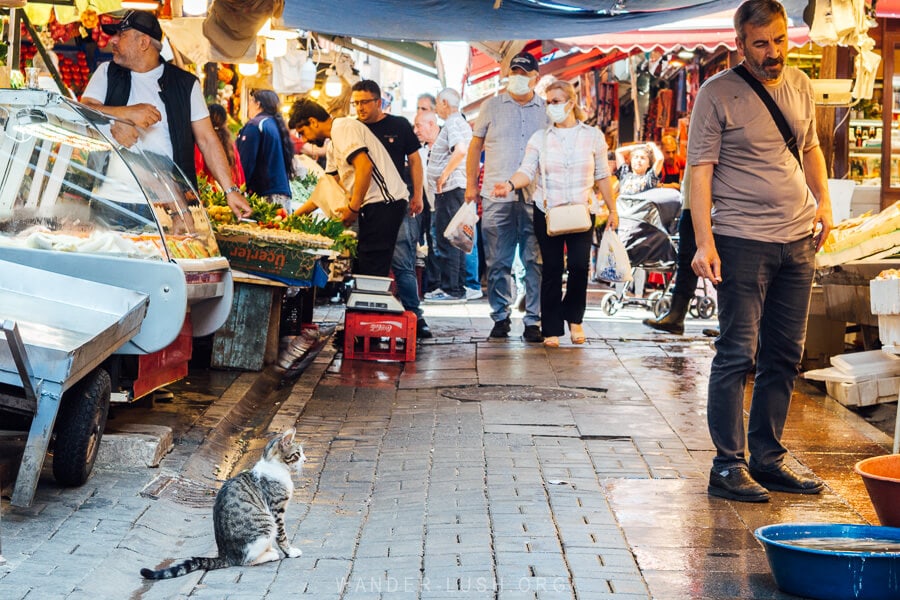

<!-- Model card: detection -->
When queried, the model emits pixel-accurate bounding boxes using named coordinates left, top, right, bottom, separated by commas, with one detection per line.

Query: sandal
left=569, top=323, right=586, bottom=345
left=543, top=336, right=560, bottom=348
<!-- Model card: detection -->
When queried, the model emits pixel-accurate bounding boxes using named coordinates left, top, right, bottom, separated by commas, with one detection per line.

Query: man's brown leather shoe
left=749, top=464, right=824, bottom=494
left=708, top=467, right=770, bottom=502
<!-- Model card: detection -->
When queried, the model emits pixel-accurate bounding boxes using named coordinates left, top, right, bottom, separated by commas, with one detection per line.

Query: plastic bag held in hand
left=596, top=229, right=632, bottom=282
left=444, top=202, right=479, bottom=253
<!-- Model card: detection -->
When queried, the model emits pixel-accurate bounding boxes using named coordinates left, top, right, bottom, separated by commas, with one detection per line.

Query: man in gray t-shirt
left=465, top=51, right=548, bottom=342
left=688, top=0, right=832, bottom=503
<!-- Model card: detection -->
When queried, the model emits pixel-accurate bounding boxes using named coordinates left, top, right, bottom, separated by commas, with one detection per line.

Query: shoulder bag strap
left=732, top=63, right=802, bottom=169
left=541, top=128, right=550, bottom=212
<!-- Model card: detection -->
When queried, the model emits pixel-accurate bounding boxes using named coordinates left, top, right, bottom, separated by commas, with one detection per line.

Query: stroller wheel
left=601, top=292, right=621, bottom=316
left=689, top=296, right=700, bottom=318
left=697, top=296, right=716, bottom=319
left=654, top=295, right=671, bottom=318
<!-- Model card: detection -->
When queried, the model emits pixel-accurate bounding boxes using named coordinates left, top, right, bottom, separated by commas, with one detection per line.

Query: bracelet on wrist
left=224, top=185, right=241, bottom=195
left=507, top=179, right=515, bottom=192
left=348, top=206, right=359, bottom=213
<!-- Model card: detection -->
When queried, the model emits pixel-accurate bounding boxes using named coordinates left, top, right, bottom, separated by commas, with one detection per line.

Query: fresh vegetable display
left=197, top=175, right=357, bottom=257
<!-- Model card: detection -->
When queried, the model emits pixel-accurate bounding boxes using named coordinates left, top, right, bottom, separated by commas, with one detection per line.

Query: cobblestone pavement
left=0, top=300, right=893, bottom=599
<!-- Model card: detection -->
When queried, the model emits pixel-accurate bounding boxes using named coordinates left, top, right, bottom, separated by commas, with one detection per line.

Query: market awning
left=876, top=0, right=900, bottom=18
left=552, top=23, right=810, bottom=54
left=551, top=8, right=810, bottom=54
left=317, top=35, right=438, bottom=79
left=280, top=0, right=811, bottom=43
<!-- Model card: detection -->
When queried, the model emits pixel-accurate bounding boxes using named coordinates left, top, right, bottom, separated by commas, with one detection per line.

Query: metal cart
left=1, top=261, right=149, bottom=507
left=0, top=89, right=233, bottom=505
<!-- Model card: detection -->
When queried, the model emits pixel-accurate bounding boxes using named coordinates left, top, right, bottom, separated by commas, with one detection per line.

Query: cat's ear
left=280, top=428, right=296, bottom=448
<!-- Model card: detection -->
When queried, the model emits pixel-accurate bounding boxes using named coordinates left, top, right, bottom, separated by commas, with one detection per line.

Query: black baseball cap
left=509, top=52, right=539, bottom=74
left=102, top=10, right=163, bottom=42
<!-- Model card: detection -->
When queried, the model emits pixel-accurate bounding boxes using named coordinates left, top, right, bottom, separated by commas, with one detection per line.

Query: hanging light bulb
left=267, top=37, right=288, bottom=59
left=237, top=62, right=259, bottom=76
left=324, top=66, right=342, bottom=97
left=181, top=0, right=207, bottom=16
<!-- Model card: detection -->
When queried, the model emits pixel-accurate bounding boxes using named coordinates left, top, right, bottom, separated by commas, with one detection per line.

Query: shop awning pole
left=20, top=11, right=74, bottom=99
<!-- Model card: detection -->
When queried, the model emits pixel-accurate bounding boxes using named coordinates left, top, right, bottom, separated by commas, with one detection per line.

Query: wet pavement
left=0, top=291, right=896, bottom=599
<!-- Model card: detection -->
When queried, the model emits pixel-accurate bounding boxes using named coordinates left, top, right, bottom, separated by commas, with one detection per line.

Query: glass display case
left=0, top=89, right=225, bottom=272
left=0, top=89, right=233, bottom=341
left=849, top=118, right=885, bottom=184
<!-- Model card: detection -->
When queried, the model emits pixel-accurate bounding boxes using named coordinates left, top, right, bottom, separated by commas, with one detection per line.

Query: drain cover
left=441, top=386, right=587, bottom=402
left=141, top=475, right=218, bottom=507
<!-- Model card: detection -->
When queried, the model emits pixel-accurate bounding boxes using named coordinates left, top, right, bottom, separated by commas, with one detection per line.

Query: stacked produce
left=198, top=176, right=357, bottom=257
left=820, top=200, right=900, bottom=255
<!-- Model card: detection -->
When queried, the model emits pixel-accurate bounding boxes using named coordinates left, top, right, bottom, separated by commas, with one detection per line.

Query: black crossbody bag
left=732, top=63, right=802, bottom=170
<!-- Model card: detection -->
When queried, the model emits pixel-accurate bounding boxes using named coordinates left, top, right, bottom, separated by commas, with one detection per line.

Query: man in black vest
left=81, top=10, right=250, bottom=219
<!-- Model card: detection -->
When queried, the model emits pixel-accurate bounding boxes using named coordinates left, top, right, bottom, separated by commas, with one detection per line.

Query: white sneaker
left=424, top=288, right=446, bottom=300
left=465, top=287, right=484, bottom=300
left=424, top=291, right=467, bottom=304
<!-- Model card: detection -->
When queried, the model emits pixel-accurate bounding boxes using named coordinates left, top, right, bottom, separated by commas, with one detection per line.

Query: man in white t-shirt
left=81, top=10, right=250, bottom=219
left=289, top=99, right=408, bottom=277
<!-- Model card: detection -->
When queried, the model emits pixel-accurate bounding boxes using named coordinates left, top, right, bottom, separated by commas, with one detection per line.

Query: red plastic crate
left=344, top=310, right=416, bottom=362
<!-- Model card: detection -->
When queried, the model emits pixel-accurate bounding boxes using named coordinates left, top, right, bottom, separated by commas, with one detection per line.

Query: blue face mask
left=507, top=74, right=531, bottom=95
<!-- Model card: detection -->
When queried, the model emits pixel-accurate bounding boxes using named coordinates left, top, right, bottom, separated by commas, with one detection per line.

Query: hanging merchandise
left=808, top=0, right=880, bottom=101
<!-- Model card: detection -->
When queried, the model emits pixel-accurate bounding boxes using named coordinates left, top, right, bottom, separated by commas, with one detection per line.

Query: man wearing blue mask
left=465, top=51, right=548, bottom=342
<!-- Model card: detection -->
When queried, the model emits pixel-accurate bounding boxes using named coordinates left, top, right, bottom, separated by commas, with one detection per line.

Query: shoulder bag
left=731, top=63, right=802, bottom=169
left=541, top=127, right=593, bottom=236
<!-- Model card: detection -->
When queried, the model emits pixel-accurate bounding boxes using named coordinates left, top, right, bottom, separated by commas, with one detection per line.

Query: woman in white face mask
left=492, top=80, right=617, bottom=348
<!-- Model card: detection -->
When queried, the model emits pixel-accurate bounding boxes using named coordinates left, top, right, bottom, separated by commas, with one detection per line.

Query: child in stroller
left=598, top=187, right=684, bottom=316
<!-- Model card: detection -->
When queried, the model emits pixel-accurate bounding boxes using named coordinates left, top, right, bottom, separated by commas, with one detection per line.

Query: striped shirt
left=426, top=111, right=471, bottom=194
left=325, top=117, right=408, bottom=207
left=516, top=122, right=610, bottom=214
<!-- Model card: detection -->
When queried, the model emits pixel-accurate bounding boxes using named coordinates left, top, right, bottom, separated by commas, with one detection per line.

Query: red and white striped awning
left=553, top=25, right=810, bottom=54
left=876, top=0, right=900, bottom=18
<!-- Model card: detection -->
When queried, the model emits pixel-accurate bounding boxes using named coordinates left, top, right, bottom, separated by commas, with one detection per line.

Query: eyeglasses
left=350, top=98, right=378, bottom=107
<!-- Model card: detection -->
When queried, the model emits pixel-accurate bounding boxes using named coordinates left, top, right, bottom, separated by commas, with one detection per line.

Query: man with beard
left=689, top=0, right=832, bottom=503
left=81, top=10, right=250, bottom=219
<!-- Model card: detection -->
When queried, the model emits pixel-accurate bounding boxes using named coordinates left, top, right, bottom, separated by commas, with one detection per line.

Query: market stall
left=0, top=88, right=233, bottom=504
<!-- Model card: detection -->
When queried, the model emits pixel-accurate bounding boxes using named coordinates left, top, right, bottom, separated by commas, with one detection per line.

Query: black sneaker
left=417, top=319, right=433, bottom=340
left=523, top=325, right=544, bottom=343
left=708, top=466, right=770, bottom=502
left=489, top=318, right=511, bottom=338
left=749, top=464, right=824, bottom=494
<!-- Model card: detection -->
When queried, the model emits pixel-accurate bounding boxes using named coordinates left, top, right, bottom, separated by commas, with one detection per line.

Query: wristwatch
left=224, top=185, right=241, bottom=194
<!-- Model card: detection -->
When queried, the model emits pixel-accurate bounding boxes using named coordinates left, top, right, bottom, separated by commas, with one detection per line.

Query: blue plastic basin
left=755, top=523, right=900, bottom=600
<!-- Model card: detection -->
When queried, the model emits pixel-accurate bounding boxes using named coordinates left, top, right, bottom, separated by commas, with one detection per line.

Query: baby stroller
left=600, top=187, right=681, bottom=316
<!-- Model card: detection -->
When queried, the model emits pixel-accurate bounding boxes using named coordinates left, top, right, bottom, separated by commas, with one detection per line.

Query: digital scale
left=346, top=275, right=405, bottom=313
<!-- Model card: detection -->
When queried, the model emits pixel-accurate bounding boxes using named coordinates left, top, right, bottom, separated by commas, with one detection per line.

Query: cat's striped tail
left=140, top=556, right=229, bottom=579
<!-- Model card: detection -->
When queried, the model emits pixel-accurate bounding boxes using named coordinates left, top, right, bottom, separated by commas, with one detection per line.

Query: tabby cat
left=140, top=428, right=306, bottom=580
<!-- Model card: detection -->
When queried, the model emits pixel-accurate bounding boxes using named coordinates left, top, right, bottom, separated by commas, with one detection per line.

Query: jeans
left=391, top=210, right=423, bottom=319
left=357, top=200, right=407, bottom=277
left=533, top=206, right=592, bottom=337
left=433, top=187, right=467, bottom=297
left=707, top=233, right=815, bottom=472
left=423, top=196, right=441, bottom=294
left=465, top=227, right=480, bottom=290
left=672, top=208, right=698, bottom=299
left=481, top=197, right=542, bottom=326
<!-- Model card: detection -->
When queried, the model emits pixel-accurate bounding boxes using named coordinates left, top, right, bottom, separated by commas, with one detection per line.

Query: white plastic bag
left=443, top=202, right=479, bottom=253
left=307, top=175, right=349, bottom=219
left=596, top=229, right=632, bottom=283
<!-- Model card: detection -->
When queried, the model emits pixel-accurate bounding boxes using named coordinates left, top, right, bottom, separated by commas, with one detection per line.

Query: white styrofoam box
left=870, top=278, right=900, bottom=315
left=878, top=376, right=900, bottom=398
left=826, top=380, right=889, bottom=406
left=830, top=349, right=900, bottom=378
left=880, top=315, right=900, bottom=347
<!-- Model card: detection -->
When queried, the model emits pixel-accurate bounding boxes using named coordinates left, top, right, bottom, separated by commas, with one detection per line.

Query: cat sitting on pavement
left=140, top=428, right=306, bottom=580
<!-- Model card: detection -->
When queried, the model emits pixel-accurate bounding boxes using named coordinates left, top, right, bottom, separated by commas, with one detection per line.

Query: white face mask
left=546, top=102, right=570, bottom=124
left=507, top=74, right=532, bottom=95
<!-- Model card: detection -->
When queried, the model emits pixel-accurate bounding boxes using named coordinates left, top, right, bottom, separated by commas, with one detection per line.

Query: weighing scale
left=346, top=275, right=405, bottom=313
